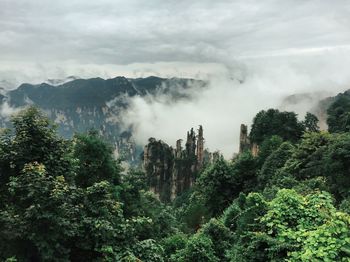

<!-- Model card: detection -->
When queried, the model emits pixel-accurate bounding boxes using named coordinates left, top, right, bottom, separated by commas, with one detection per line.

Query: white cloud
left=121, top=49, right=350, bottom=158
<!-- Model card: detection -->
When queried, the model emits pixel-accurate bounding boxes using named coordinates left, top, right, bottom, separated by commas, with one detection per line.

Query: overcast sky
left=1, top=0, right=350, bottom=84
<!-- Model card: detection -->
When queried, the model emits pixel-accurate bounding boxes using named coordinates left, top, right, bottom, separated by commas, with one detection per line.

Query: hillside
left=0, top=76, right=206, bottom=164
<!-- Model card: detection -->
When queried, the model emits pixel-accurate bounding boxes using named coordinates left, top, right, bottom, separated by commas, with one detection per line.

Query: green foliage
left=282, top=131, right=332, bottom=180
left=73, top=131, right=121, bottom=188
left=302, top=112, right=320, bottom=132
left=171, top=235, right=219, bottom=262
left=258, top=141, right=294, bottom=190
left=327, top=93, right=350, bottom=133
left=120, top=169, right=148, bottom=217
left=225, top=189, right=350, bottom=262
left=131, top=239, right=164, bottom=262
left=175, top=192, right=209, bottom=233
left=196, top=157, right=235, bottom=216
left=1, top=106, right=350, bottom=262
left=289, top=212, right=350, bottom=261
left=161, top=233, right=188, bottom=260
left=257, top=135, right=283, bottom=166
left=0, top=162, right=82, bottom=261
left=0, top=107, right=169, bottom=261
left=200, top=218, right=233, bottom=261
left=340, top=197, right=350, bottom=214
left=264, top=190, right=350, bottom=261
left=0, top=106, right=75, bottom=206
left=249, top=108, right=304, bottom=144
left=323, top=132, right=350, bottom=200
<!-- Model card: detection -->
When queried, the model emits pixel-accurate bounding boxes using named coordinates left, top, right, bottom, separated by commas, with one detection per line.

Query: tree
left=260, top=189, right=350, bottom=261
left=0, top=107, right=75, bottom=196
left=323, top=133, right=350, bottom=200
left=258, top=142, right=294, bottom=190
left=302, top=112, right=320, bottom=132
left=0, top=162, right=82, bottom=261
left=73, top=131, right=121, bottom=188
left=256, top=135, right=283, bottom=167
left=249, top=109, right=304, bottom=144
left=195, top=157, right=236, bottom=216
left=200, top=218, right=233, bottom=261
left=171, top=235, right=219, bottom=262
left=281, top=132, right=332, bottom=181
left=327, top=94, right=350, bottom=133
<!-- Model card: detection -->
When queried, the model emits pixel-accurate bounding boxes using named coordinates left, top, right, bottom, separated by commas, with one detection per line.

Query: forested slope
left=0, top=105, right=349, bottom=261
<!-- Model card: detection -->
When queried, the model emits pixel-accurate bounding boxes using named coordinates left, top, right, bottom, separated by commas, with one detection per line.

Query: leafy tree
left=195, top=157, right=236, bottom=216
left=249, top=109, right=304, bottom=144
left=171, top=235, right=219, bottom=262
left=340, top=197, right=350, bottom=214
left=161, top=233, right=188, bottom=261
left=130, top=239, right=164, bottom=262
left=323, top=132, right=350, bottom=200
left=281, top=132, right=332, bottom=181
left=71, top=181, right=127, bottom=260
left=258, top=142, right=294, bottom=190
left=256, top=135, right=283, bottom=167
left=73, top=131, right=121, bottom=188
left=327, top=94, right=350, bottom=133
left=200, top=218, right=233, bottom=261
left=0, top=162, right=82, bottom=261
left=260, top=189, right=350, bottom=261
left=224, top=193, right=268, bottom=262
left=0, top=107, right=75, bottom=206
left=230, top=151, right=259, bottom=194
left=302, top=112, right=320, bottom=132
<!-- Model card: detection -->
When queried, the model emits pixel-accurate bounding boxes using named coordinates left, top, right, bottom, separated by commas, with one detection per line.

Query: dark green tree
left=302, top=112, right=320, bottom=132
left=195, top=157, right=236, bottom=216
left=200, top=218, right=233, bottom=261
left=0, top=162, right=82, bottom=261
left=323, top=132, right=350, bottom=200
left=258, top=142, right=294, bottom=190
left=0, top=107, right=75, bottom=204
left=73, top=131, right=121, bottom=188
left=327, top=94, right=350, bottom=133
left=171, top=235, right=219, bottom=262
left=249, top=109, right=304, bottom=144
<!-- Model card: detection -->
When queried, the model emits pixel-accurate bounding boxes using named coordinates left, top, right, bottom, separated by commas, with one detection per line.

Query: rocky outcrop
left=143, top=126, right=207, bottom=202
left=239, top=124, right=250, bottom=153
left=196, top=125, right=204, bottom=169
left=239, top=124, right=259, bottom=157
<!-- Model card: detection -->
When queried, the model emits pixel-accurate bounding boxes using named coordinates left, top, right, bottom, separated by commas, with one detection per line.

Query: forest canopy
left=0, top=106, right=349, bottom=261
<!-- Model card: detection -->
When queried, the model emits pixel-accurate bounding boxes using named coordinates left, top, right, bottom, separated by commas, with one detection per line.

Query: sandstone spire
left=196, top=125, right=204, bottom=169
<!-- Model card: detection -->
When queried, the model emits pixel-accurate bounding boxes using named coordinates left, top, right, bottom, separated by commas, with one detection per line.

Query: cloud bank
left=122, top=49, right=350, bottom=157
left=1, top=0, right=350, bottom=85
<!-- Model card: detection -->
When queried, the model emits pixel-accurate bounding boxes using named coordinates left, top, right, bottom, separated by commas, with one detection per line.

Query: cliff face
left=143, top=125, right=207, bottom=202
left=239, top=124, right=259, bottom=157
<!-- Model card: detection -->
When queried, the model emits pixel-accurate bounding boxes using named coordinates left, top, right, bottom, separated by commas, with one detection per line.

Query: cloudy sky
left=1, top=0, right=350, bottom=83
left=1, top=0, right=350, bottom=155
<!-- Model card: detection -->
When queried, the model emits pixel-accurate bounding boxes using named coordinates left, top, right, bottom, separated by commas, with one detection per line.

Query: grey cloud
left=1, top=0, right=350, bottom=67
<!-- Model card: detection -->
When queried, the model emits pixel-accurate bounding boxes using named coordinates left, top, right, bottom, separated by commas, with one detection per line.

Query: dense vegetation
left=0, top=106, right=350, bottom=261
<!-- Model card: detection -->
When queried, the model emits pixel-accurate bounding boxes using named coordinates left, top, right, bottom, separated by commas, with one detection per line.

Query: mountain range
left=0, top=76, right=206, bottom=165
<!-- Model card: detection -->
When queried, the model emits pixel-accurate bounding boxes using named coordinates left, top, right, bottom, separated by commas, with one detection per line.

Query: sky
left=1, top=0, right=350, bottom=155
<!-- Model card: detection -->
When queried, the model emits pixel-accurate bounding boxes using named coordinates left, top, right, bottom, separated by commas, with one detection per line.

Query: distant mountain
left=45, top=76, right=81, bottom=86
left=0, top=76, right=206, bottom=165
